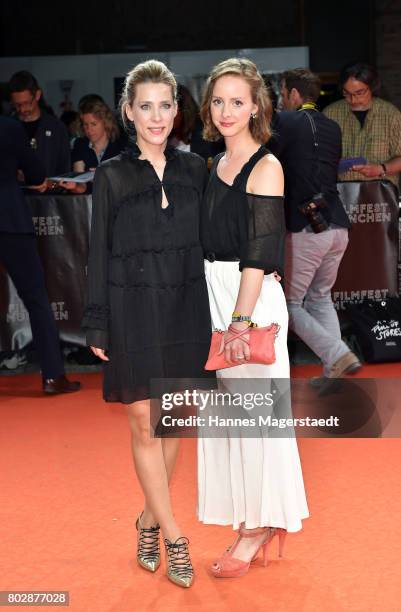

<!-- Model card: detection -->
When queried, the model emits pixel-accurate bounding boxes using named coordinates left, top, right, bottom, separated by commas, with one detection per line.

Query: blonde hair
left=200, top=58, right=272, bottom=143
left=120, top=59, right=177, bottom=129
left=80, top=100, right=120, bottom=142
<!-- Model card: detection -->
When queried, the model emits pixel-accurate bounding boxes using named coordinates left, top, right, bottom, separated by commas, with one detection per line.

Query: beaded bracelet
left=229, top=320, right=258, bottom=328
left=231, top=311, right=251, bottom=323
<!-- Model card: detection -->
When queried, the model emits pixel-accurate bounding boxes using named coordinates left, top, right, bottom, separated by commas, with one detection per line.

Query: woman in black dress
left=82, top=60, right=213, bottom=588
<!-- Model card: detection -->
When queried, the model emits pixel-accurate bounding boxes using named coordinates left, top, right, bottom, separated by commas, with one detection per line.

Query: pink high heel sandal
left=211, top=525, right=287, bottom=578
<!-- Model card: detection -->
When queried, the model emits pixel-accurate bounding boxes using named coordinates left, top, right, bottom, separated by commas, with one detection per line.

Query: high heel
left=164, top=536, right=194, bottom=588
left=211, top=527, right=268, bottom=578
left=136, top=512, right=161, bottom=573
left=211, top=526, right=287, bottom=578
left=259, top=527, right=287, bottom=566
left=278, top=528, right=287, bottom=557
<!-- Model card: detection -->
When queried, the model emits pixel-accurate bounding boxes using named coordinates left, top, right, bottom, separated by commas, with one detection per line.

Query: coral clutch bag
left=204, top=323, right=280, bottom=370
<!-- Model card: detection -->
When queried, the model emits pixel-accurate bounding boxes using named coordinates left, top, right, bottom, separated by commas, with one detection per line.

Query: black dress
left=82, top=143, right=214, bottom=403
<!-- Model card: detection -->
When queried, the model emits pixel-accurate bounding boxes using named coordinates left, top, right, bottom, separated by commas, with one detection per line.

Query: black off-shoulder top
left=201, top=145, right=286, bottom=278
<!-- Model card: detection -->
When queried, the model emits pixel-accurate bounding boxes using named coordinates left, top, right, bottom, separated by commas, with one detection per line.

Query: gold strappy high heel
left=136, top=512, right=161, bottom=573
left=164, top=536, right=194, bottom=588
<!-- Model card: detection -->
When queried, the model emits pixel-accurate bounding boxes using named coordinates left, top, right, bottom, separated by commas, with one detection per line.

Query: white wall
left=0, top=47, right=309, bottom=113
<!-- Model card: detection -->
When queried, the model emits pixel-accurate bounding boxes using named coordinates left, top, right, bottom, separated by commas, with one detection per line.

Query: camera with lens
left=298, top=192, right=329, bottom=233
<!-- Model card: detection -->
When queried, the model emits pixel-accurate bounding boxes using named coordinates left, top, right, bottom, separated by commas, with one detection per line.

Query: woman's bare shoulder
left=248, top=152, right=284, bottom=197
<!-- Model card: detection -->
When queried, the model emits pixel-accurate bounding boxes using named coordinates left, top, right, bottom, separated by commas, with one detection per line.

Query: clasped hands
left=218, top=321, right=250, bottom=365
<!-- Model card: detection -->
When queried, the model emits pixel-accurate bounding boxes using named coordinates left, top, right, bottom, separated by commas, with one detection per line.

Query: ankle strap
left=239, top=526, right=270, bottom=537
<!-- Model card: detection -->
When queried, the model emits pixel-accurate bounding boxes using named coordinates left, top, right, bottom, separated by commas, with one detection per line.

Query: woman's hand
left=219, top=321, right=250, bottom=365
left=90, top=346, right=109, bottom=361
left=59, top=180, right=87, bottom=194
left=28, top=179, right=51, bottom=193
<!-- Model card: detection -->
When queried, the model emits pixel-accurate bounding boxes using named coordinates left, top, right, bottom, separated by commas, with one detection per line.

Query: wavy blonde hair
left=200, top=58, right=272, bottom=143
left=80, top=100, right=120, bottom=142
left=120, top=59, right=177, bottom=130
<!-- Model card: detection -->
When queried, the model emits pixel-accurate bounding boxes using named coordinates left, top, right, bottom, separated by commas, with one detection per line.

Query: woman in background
left=71, top=99, right=123, bottom=172
left=168, top=84, right=199, bottom=152
left=169, top=83, right=224, bottom=163
left=61, top=99, right=123, bottom=193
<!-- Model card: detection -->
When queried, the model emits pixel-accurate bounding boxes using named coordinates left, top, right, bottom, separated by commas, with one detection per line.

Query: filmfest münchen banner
left=332, top=180, right=399, bottom=310
left=0, top=194, right=92, bottom=351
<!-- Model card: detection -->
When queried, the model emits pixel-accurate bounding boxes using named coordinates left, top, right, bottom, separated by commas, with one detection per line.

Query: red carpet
left=1, top=366, right=401, bottom=611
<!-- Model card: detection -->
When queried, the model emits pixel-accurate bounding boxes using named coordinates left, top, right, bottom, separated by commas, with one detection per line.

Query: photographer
left=269, top=68, right=361, bottom=381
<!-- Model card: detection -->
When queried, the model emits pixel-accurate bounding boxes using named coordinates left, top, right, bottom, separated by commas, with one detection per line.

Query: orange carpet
left=1, top=367, right=401, bottom=612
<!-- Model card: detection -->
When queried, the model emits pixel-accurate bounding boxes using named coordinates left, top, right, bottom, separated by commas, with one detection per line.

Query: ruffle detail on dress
left=110, top=243, right=199, bottom=258
left=115, top=181, right=199, bottom=211
left=122, top=141, right=178, bottom=162
left=108, top=273, right=205, bottom=290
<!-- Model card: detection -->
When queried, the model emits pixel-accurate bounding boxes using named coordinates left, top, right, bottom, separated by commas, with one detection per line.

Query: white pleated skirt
left=197, top=261, right=310, bottom=531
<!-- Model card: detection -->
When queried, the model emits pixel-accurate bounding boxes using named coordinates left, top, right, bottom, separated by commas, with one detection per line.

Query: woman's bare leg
left=161, top=437, right=180, bottom=480
left=142, top=438, right=180, bottom=527
left=127, top=400, right=182, bottom=541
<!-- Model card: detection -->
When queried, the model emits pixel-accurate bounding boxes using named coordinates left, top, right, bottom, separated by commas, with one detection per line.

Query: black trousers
left=0, top=233, right=64, bottom=378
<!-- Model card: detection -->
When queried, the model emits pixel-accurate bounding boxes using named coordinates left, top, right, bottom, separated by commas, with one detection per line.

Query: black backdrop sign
left=332, top=180, right=399, bottom=310
left=0, top=194, right=91, bottom=351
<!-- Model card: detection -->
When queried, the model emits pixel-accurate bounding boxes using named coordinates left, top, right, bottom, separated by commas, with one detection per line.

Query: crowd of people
left=1, top=58, right=400, bottom=587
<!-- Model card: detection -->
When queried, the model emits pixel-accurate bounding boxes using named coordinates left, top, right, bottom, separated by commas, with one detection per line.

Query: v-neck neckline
left=215, top=145, right=264, bottom=187
left=215, top=145, right=265, bottom=187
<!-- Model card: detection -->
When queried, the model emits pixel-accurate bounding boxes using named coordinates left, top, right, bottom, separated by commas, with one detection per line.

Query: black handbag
left=345, top=297, right=401, bottom=363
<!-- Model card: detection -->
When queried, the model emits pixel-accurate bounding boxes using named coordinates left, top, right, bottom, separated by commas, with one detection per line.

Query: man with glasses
left=8, top=71, right=70, bottom=190
left=324, top=62, right=401, bottom=186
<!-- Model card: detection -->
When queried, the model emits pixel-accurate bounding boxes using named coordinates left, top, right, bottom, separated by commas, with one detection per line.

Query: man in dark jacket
left=269, top=68, right=361, bottom=381
left=8, top=71, right=71, bottom=187
left=0, top=116, right=80, bottom=393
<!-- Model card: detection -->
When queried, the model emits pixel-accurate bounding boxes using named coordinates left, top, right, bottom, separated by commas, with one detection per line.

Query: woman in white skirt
left=198, top=58, right=309, bottom=578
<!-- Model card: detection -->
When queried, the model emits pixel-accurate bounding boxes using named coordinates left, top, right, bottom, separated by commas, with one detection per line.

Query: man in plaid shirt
left=323, top=62, right=401, bottom=187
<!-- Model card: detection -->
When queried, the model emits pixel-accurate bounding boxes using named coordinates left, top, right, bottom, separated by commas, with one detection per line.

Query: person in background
left=323, top=62, right=401, bottom=187
left=270, top=68, right=361, bottom=384
left=169, top=84, right=199, bottom=151
left=78, top=93, right=105, bottom=112
left=8, top=71, right=71, bottom=190
left=79, top=93, right=128, bottom=149
left=60, top=99, right=124, bottom=194
left=169, top=84, right=224, bottom=163
left=0, top=116, right=81, bottom=394
left=60, top=110, right=81, bottom=148
left=72, top=99, right=122, bottom=172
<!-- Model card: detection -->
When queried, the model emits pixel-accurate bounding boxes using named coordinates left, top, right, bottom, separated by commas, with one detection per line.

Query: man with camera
left=269, top=68, right=361, bottom=381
